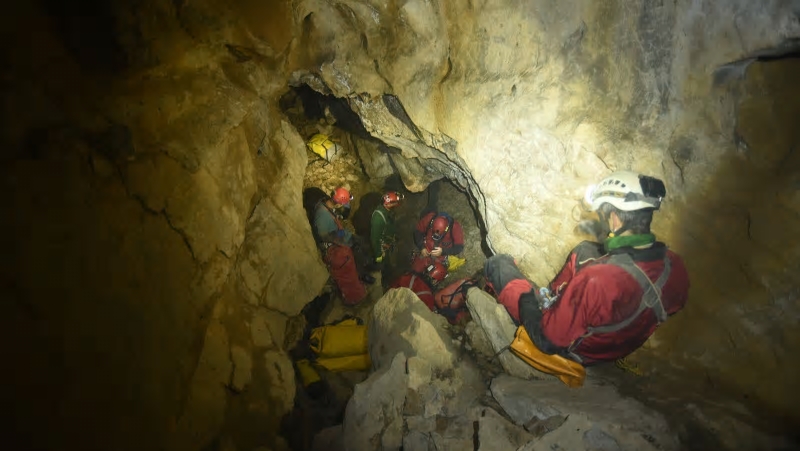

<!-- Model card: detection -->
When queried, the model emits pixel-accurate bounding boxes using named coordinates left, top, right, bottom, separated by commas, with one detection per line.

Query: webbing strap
left=407, top=274, right=431, bottom=296
left=568, top=253, right=671, bottom=357
left=373, top=209, right=387, bottom=224
left=586, top=254, right=671, bottom=335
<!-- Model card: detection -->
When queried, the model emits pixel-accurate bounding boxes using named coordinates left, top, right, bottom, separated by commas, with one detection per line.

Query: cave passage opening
left=277, top=84, right=495, bottom=450
left=280, top=84, right=491, bottom=287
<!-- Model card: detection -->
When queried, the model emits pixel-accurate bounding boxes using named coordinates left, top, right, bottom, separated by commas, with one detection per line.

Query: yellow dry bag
left=309, top=319, right=368, bottom=359
left=509, top=326, right=586, bottom=388
left=306, top=134, right=339, bottom=162
left=315, top=353, right=371, bottom=372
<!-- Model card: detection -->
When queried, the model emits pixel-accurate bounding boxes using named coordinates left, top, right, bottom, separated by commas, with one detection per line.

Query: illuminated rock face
left=2, top=0, right=800, bottom=450
left=291, top=0, right=800, bottom=426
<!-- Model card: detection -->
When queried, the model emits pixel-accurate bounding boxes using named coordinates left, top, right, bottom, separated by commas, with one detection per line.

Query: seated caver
left=410, top=211, right=464, bottom=276
left=481, top=171, right=690, bottom=366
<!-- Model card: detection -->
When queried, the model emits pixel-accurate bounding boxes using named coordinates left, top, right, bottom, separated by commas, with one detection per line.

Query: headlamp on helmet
left=382, top=191, right=404, bottom=208
left=331, top=187, right=354, bottom=207
left=431, top=216, right=450, bottom=241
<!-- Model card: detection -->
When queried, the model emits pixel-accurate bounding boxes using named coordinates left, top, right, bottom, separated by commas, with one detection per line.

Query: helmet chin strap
left=608, top=223, right=630, bottom=238
left=599, top=210, right=629, bottom=238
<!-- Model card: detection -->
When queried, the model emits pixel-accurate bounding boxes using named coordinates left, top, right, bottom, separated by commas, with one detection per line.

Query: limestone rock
left=170, top=320, right=232, bottom=450
left=249, top=307, right=288, bottom=348
left=351, top=135, right=395, bottom=181
left=230, top=345, right=253, bottom=392
left=369, top=288, right=458, bottom=372
left=263, top=350, right=296, bottom=416
left=517, top=413, right=658, bottom=451
left=490, top=375, right=679, bottom=451
left=343, top=353, right=409, bottom=451
left=311, top=425, right=344, bottom=451
left=250, top=310, right=274, bottom=348
left=464, top=316, right=495, bottom=359
left=237, top=122, right=328, bottom=316
left=402, top=431, right=434, bottom=451
left=477, top=407, right=535, bottom=451
left=465, top=288, right=546, bottom=380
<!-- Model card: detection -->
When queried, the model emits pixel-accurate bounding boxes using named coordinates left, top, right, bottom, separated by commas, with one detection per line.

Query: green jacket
left=370, top=205, right=396, bottom=259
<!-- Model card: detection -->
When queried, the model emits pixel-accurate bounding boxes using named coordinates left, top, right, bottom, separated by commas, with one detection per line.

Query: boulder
left=369, top=288, right=458, bottom=372
left=236, top=121, right=328, bottom=316
left=343, top=353, right=409, bottom=451
left=465, top=288, right=548, bottom=380
left=230, top=345, right=253, bottom=392
left=311, top=425, right=344, bottom=451
left=490, top=375, right=679, bottom=451
left=477, top=407, right=535, bottom=451
left=263, top=350, right=296, bottom=416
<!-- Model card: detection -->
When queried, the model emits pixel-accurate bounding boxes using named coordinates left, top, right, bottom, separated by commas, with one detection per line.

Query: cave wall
left=289, top=0, right=800, bottom=425
left=3, top=0, right=800, bottom=449
left=1, top=1, right=327, bottom=450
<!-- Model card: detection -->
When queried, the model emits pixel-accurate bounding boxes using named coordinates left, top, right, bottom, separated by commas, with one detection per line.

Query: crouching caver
left=410, top=211, right=465, bottom=276
left=314, top=187, right=376, bottom=305
left=482, top=171, right=690, bottom=366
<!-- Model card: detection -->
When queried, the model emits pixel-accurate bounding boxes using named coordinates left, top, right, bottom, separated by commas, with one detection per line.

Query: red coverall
left=411, top=212, right=465, bottom=273
left=495, top=242, right=690, bottom=365
left=389, top=272, right=436, bottom=311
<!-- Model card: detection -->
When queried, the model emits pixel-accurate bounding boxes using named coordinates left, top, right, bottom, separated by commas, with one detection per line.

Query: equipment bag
left=306, top=134, right=340, bottom=162
left=309, top=320, right=368, bottom=358
left=315, top=353, right=371, bottom=372
left=509, top=326, right=586, bottom=388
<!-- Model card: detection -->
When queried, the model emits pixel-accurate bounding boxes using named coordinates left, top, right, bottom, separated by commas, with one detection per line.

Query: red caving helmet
left=382, top=191, right=404, bottom=208
left=431, top=216, right=450, bottom=241
left=331, top=187, right=353, bottom=206
left=425, top=261, right=448, bottom=283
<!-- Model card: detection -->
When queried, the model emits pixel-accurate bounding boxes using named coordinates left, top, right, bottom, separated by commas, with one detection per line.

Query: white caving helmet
left=584, top=171, right=666, bottom=212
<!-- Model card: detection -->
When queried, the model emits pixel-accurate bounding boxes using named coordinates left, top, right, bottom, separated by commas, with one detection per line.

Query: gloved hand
left=420, top=248, right=430, bottom=258
left=539, top=287, right=557, bottom=309
left=430, top=247, right=443, bottom=257
left=375, top=255, right=384, bottom=263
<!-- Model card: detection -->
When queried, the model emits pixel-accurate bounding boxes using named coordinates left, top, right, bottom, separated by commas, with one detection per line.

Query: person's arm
left=442, top=221, right=464, bottom=255
left=549, top=252, right=579, bottom=296
left=413, top=214, right=431, bottom=249
left=370, top=213, right=385, bottom=259
left=539, top=272, right=602, bottom=350
left=549, top=241, right=604, bottom=295
left=518, top=291, right=564, bottom=354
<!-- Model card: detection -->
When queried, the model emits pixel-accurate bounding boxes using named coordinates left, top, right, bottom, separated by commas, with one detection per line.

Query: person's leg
left=465, top=288, right=543, bottom=380
left=326, top=245, right=367, bottom=305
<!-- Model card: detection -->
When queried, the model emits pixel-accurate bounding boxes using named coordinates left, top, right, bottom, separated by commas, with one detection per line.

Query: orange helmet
left=425, top=261, right=448, bottom=283
left=382, top=191, right=404, bottom=208
left=431, top=216, right=450, bottom=241
left=331, top=187, right=353, bottom=206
